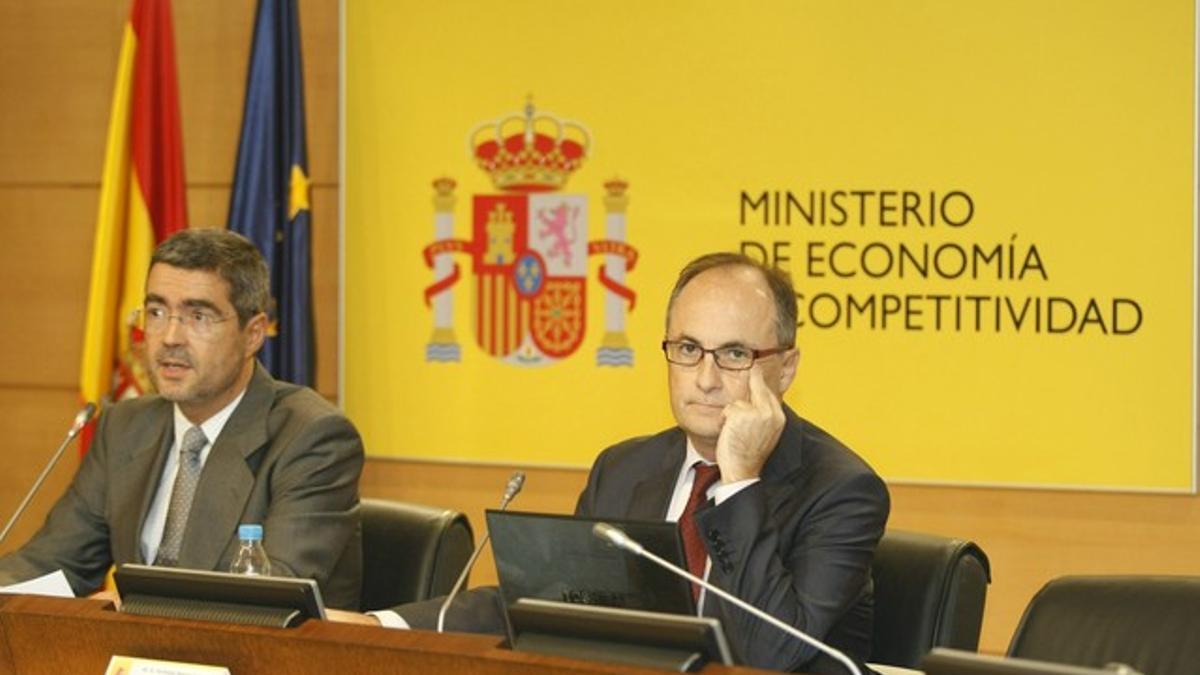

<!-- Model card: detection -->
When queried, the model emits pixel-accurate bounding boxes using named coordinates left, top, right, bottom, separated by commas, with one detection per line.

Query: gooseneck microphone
left=498, top=471, right=525, bottom=509
left=436, top=470, right=526, bottom=633
left=0, top=402, right=97, bottom=545
left=593, top=522, right=863, bottom=675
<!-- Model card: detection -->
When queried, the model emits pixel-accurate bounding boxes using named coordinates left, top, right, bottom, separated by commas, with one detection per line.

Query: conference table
left=0, top=594, right=777, bottom=674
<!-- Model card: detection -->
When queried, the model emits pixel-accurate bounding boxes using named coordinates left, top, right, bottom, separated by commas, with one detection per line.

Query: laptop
left=113, top=563, right=325, bottom=627
left=486, top=510, right=696, bottom=615
left=506, top=597, right=733, bottom=670
left=921, top=648, right=1141, bottom=675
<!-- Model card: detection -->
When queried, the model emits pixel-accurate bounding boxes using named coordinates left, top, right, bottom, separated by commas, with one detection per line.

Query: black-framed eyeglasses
left=661, top=340, right=792, bottom=371
left=136, top=305, right=234, bottom=339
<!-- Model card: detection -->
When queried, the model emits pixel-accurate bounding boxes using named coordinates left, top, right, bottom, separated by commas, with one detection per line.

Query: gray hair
left=150, top=229, right=270, bottom=326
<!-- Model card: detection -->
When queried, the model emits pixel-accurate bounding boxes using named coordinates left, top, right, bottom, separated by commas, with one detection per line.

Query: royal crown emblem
left=422, top=99, right=638, bottom=367
left=469, top=100, right=589, bottom=192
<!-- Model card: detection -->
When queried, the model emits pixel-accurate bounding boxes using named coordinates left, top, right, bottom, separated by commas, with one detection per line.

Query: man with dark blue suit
left=347, top=252, right=888, bottom=673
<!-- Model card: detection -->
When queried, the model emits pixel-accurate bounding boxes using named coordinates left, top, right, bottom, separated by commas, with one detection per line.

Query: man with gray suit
left=349, top=252, right=888, bottom=673
left=0, top=229, right=363, bottom=609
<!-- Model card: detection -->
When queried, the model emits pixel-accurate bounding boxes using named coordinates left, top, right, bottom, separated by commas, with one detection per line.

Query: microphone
left=0, top=403, right=97, bottom=545
left=499, top=471, right=525, bottom=509
left=593, top=522, right=863, bottom=675
left=436, top=470, right=526, bottom=633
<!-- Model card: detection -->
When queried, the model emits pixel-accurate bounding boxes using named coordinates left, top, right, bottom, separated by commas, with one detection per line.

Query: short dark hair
left=150, top=228, right=270, bottom=326
left=666, top=252, right=798, bottom=347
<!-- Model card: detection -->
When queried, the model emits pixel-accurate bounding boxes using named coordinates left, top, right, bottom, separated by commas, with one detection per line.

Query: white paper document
left=0, top=569, right=75, bottom=598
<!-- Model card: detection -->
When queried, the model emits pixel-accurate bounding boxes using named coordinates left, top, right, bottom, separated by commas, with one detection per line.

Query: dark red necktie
left=679, top=462, right=722, bottom=599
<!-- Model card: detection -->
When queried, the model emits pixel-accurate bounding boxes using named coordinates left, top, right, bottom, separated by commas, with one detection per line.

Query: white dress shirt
left=139, top=391, right=246, bottom=564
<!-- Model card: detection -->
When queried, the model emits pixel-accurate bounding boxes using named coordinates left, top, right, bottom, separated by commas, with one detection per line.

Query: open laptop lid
left=921, top=648, right=1138, bottom=675
left=486, top=510, right=695, bottom=615
left=113, top=563, right=325, bottom=627
left=507, top=597, right=733, bottom=670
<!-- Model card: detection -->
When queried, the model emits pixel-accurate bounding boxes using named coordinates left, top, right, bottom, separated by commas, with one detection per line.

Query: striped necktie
left=154, top=425, right=208, bottom=567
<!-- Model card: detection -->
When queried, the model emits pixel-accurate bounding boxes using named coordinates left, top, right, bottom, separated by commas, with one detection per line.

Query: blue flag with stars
left=228, top=0, right=313, bottom=385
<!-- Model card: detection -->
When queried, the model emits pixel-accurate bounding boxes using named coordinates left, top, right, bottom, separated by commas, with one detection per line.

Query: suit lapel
left=177, top=365, right=272, bottom=570
left=109, top=405, right=174, bottom=564
left=700, top=409, right=806, bottom=624
left=627, top=430, right=686, bottom=520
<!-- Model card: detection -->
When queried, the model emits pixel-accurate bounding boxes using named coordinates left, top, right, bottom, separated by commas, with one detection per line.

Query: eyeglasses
left=661, top=340, right=792, bottom=371
left=137, top=305, right=234, bottom=339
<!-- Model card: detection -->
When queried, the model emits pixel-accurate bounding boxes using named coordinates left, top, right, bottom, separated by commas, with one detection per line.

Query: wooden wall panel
left=0, top=389, right=84, bottom=557
left=171, top=2, right=254, bottom=186
left=171, top=0, right=338, bottom=185
left=0, top=2, right=124, bottom=184
left=887, top=483, right=1200, bottom=653
left=310, top=185, right=339, bottom=397
left=294, top=0, right=340, bottom=186
left=185, top=186, right=234, bottom=229
left=0, top=187, right=94, bottom=388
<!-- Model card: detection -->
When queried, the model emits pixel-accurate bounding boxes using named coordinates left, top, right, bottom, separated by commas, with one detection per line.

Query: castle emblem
left=422, top=100, right=639, bottom=367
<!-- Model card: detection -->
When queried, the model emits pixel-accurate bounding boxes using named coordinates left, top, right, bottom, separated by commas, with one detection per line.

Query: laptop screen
left=486, top=510, right=696, bottom=616
left=922, top=649, right=1131, bottom=675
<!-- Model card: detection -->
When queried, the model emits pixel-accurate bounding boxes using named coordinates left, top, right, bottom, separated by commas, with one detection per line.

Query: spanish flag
left=79, top=0, right=187, bottom=450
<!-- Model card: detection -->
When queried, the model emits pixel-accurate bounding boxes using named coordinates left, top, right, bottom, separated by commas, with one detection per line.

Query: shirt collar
left=683, top=437, right=717, bottom=473
left=172, top=389, right=247, bottom=450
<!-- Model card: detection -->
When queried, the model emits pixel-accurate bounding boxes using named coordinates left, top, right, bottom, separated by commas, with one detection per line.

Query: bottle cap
left=238, top=523, right=264, bottom=541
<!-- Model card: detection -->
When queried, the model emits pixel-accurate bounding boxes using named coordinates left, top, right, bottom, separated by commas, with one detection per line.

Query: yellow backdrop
left=344, top=0, right=1196, bottom=491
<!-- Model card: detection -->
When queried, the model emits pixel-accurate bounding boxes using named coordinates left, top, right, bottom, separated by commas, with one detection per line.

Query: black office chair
left=869, top=529, right=991, bottom=668
left=358, top=498, right=474, bottom=612
left=1008, top=575, right=1200, bottom=675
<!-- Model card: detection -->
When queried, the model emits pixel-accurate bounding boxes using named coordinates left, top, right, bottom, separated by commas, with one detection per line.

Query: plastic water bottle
left=229, top=523, right=272, bottom=576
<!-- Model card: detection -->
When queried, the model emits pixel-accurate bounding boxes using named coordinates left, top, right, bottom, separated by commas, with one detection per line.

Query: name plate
left=106, top=655, right=231, bottom=675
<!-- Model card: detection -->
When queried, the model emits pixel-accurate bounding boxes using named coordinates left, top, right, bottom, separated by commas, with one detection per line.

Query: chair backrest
left=870, top=529, right=991, bottom=668
left=1008, top=575, right=1200, bottom=675
left=358, top=498, right=474, bottom=612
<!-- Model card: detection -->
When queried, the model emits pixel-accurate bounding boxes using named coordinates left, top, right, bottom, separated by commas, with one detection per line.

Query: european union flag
left=228, top=0, right=313, bottom=385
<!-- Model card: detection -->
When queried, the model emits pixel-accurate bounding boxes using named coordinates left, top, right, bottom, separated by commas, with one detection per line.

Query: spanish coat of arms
left=422, top=100, right=638, bottom=367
